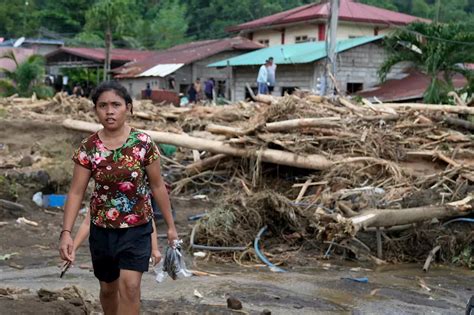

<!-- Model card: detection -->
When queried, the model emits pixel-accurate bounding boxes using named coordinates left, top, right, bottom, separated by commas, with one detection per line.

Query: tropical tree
left=150, top=0, right=190, bottom=49
left=378, top=22, right=474, bottom=104
left=0, top=51, right=53, bottom=98
left=84, top=0, right=135, bottom=80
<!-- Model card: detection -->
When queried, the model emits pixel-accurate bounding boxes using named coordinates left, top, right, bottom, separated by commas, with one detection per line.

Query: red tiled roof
left=357, top=69, right=467, bottom=102
left=0, top=48, right=35, bottom=72
left=228, top=0, right=429, bottom=32
left=114, top=37, right=263, bottom=79
left=45, top=47, right=156, bottom=63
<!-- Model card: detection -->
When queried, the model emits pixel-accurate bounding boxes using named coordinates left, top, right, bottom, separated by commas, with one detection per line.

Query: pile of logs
left=62, top=94, right=473, bottom=233
left=3, top=92, right=473, bottom=261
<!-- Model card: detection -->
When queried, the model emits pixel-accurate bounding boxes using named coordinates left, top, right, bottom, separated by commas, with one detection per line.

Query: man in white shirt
left=257, top=60, right=270, bottom=95
left=267, top=57, right=277, bottom=95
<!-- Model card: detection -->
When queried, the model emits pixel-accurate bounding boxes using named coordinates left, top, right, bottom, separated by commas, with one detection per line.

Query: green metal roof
left=208, top=36, right=383, bottom=67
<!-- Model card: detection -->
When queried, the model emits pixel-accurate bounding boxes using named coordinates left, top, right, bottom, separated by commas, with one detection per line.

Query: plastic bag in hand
left=154, top=239, right=191, bottom=282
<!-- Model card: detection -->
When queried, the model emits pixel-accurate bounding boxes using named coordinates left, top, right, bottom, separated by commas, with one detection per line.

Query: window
left=295, top=35, right=309, bottom=43
left=348, top=35, right=362, bottom=39
left=258, top=39, right=269, bottom=46
left=346, top=82, right=363, bottom=94
left=281, top=87, right=298, bottom=96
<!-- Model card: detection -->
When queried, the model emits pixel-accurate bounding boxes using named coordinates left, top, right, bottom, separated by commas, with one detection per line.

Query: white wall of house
left=247, top=22, right=398, bottom=46
left=285, top=24, right=319, bottom=43
left=252, top=29, right=282, bottom=46
left=337, top=22, right=377, bottom=38
left=230, top=42, right=408, bottom=101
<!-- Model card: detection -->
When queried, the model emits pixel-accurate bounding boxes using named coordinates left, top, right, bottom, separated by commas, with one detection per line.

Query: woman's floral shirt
left=72, top=128, right=160, bottom=228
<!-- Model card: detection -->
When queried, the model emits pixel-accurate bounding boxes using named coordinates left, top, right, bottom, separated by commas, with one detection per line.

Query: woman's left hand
left=151, top=249, right=162, bottom=266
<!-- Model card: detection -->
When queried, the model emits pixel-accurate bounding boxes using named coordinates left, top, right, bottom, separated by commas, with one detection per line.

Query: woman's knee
left=100, top=281, right=118, bottom=298
left=119, top=274, right=141, bottom=300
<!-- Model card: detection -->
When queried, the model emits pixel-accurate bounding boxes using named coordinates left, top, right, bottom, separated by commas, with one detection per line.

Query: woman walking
left=59, top=81, right=177, bottom=314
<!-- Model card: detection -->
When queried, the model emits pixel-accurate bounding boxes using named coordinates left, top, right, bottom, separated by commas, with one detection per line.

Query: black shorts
left=89, top=221, right=152, bottom=283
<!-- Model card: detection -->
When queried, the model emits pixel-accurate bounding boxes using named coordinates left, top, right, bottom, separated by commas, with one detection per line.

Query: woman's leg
left=117, top=269, right=143, bottom=315
left=99, top=279, right=119, bottom=315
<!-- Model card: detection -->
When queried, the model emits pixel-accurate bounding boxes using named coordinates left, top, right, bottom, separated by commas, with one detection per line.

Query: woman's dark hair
left=91, top=80, right=133, bottom=114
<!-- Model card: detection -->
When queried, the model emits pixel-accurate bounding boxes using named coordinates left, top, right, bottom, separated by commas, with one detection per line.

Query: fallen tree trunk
left=63, top=119, right=333, bottom=170
left=378, top=103, right=474, bottom=115
left=185, top=154, right=229, bottom=175
left=442, top=117, right=474, bottom=131
left=350, top=200, right=473, bottom=230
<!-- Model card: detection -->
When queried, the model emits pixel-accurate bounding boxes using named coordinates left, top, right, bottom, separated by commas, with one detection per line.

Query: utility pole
left=435, top=0, right=441, bottom=23
left=325, top=0, right=339, bottom=96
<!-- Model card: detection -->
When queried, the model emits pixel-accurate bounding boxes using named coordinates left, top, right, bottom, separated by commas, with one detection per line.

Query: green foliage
left=0, top=0, right=473, bottom=49
left=379, top=22, right=474, bottom=103
left=67, top=32, right=105, bottom=48
left=452, top=246, right=473, bottom=269
left=0, top=52, right=51, bottom=98
left=150, top=0, right=190, bottom=49
left=61, top=68, right=103, bottom=85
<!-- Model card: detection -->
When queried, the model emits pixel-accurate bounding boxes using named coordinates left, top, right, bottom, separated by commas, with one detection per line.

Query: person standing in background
left=204, top=78, right=215, bottom=101
left=257, top=60, right=270, bottom=95
left=267, top=57, right=277, bottom=95
left=193, top=78, right=202, bottom=102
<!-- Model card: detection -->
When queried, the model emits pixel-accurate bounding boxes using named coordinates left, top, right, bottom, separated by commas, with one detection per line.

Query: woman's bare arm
left=59, top=164, right=91, bottom=262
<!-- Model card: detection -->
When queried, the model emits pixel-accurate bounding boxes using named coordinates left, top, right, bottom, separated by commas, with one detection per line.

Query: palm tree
left=0, top=50, right=53, bottom=98
left=86, top=0, right=131, bottom=81
left=378, top=22, right=474, bottom=104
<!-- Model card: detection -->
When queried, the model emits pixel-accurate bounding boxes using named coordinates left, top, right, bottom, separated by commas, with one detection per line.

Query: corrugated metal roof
left=114, top=37, right=263, bottom=78
left=228, top=0, right=429, bottom=33
left=357, top=69, right=467, bottom=102
left=45, top=47, right=156, bottom=63
left=0, top=38, right=64, bottom=47
left=208, top=36, right=383, bottom=67
left=138, top=63, right=185, bottom=77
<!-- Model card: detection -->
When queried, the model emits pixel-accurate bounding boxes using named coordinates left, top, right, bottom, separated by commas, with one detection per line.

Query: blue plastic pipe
left=254, top=226, right=286, bottom=273
left=442, top=218, right=474, bottom=227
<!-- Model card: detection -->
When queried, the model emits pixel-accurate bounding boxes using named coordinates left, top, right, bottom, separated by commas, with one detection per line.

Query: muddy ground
left=0, top=119, right=472, bottom=314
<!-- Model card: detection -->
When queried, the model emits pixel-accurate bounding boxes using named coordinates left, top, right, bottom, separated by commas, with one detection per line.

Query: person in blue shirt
left=204, top=78, right=215, bottom=101
left=257, top=60, right=270, bottom=95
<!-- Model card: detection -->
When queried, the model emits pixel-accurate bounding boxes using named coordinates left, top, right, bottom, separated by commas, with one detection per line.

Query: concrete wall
left=232, top=63, right=315, bottom=101
left=285, top=24, right=319, bottom=43
left=252, top=29, right=282, bottom=46
left=231, top=42, right=408, bottom=100
left=337, top=23, right=377, bottom=38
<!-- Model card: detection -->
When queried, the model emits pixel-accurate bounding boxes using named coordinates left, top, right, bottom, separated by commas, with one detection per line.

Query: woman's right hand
left=59, top=232, right=74, bottom=262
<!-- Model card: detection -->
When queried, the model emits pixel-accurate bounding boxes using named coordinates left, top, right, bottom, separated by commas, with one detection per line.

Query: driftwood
left=185, top=154, right=229, bottom=175
left=442, top=117, right=474, bottom=131
left=378, top=103, right=474, bottom=115
left=206, top=124, right=247, bottom=137
left=206, top=118, right=341, bottom=136
left=265, top=118, right=341, bottom=132
left=0, top=199, right=25, bottom=212
left=350, top=199, right=473, bottom=230
left=423, top=245, right=441, bottom=272
left=62, top=119, right=334, bottom=170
